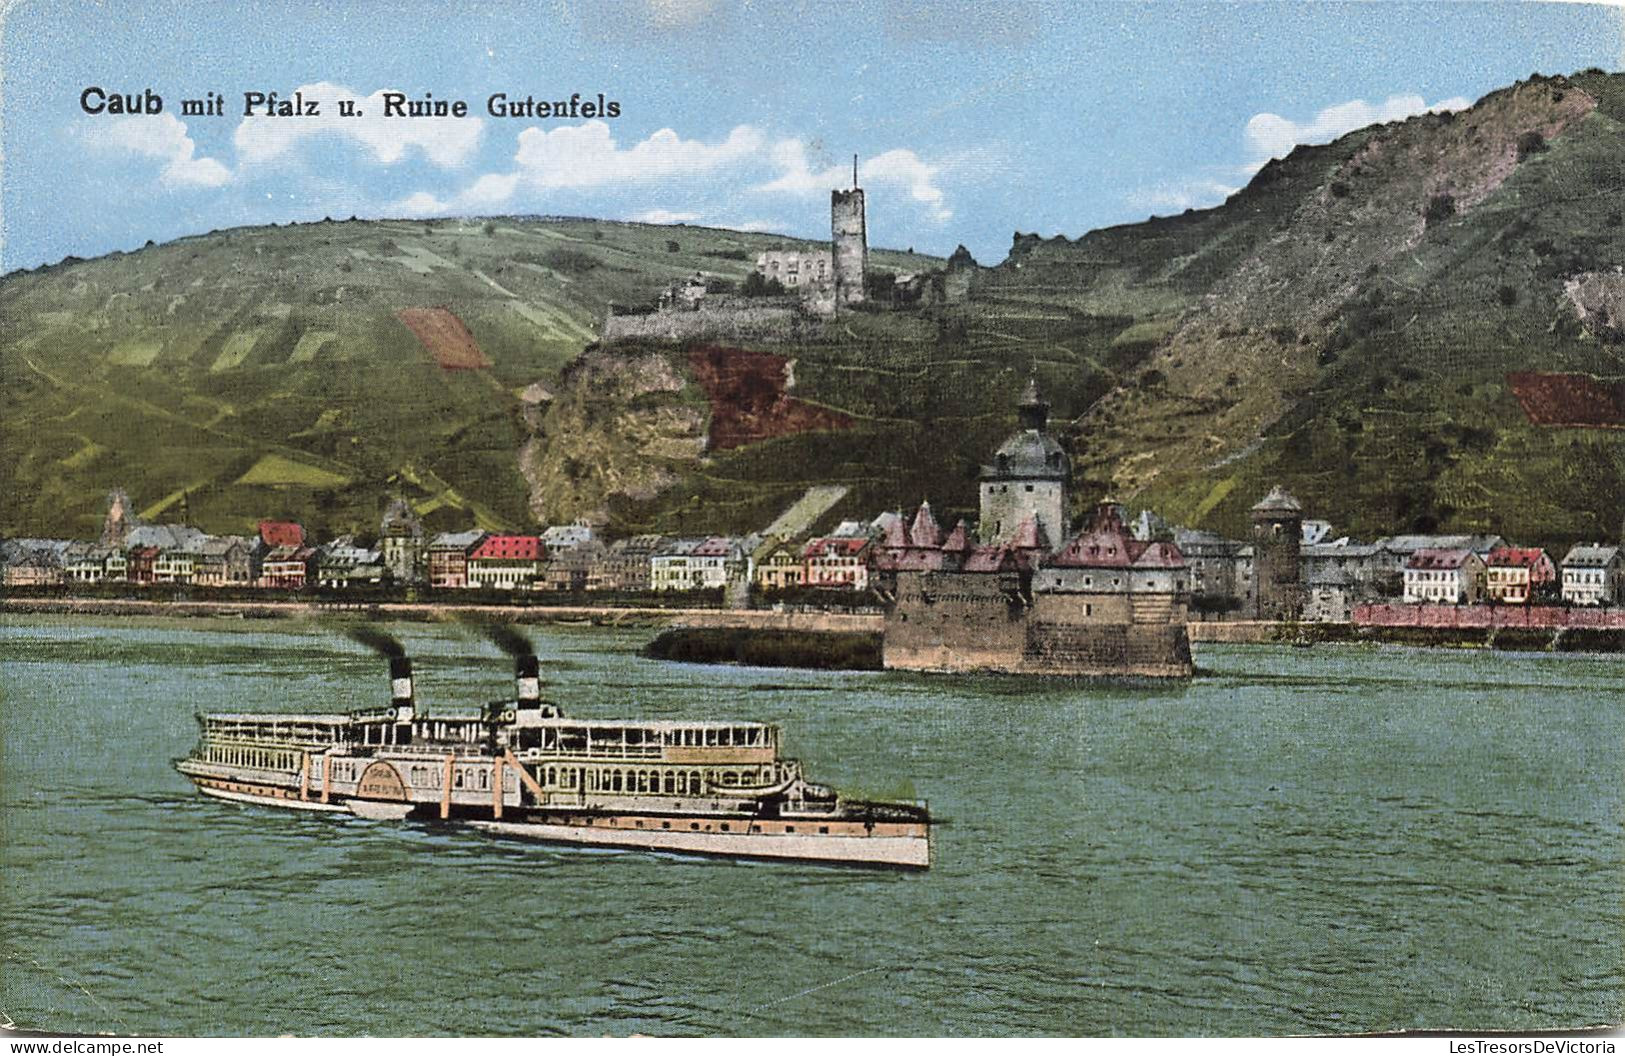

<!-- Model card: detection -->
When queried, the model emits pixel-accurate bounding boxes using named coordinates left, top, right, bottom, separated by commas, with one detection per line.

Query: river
left=1, top=616, right=1619, bottom=1036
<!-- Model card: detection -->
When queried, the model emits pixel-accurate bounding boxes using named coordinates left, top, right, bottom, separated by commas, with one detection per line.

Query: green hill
left=4, top=69, right=1623, bottom=550
left=0, top=216, right=933, bottom=539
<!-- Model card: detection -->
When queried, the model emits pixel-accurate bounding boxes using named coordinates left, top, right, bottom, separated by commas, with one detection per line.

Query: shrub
left=1516, top=130, right=1548, bottom=161
left=1424, top=193, right=1457, bottom=227
left=740, top=271, right=785, bottom=296
left=1497, top=284, right=1519, bottom=307
left=543, top=248, right=600, bottom=274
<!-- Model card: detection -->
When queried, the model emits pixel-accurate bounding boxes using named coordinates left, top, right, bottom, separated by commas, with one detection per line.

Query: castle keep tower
left=831, top=155, right=867, bottom=309
left=979, top=379, right=1070, bottom=547
left=1251, top=485, right=1304, bottom=620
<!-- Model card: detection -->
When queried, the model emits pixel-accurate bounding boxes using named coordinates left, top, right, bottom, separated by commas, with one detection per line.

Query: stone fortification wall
left=883, top=571, right=1194, bottom=677
left=882, top=571, right=1028, bottom=671
left=602, top=302, right=821, bottom=345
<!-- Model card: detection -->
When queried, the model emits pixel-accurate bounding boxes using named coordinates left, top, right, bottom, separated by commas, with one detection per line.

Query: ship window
left=704, top=728, right=718, bottom=747
left=663, top=772, right=676, bottom=794
left=689, top=772, right=701, bottom=795
left=612, top=771, right=623, bottom=792
left=478, top=770, right=488, bottom=790
left=750, top=824, right=761, bottom=833
left=785, top=826, right=795, bottom=833
left=820, top=826, right=830, bottom=834
left=721, top=824, right=730, bottom=832
left=691, top=822, right=701, bottom=830
left=662, top=821, right=671, bottom=829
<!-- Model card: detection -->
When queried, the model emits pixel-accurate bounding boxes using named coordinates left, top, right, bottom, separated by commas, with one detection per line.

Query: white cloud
left=1244, top=93, right=1472, bottom=169
left=509, top=122, right=766, bottom=189
left=1124, top=178, right=1240, bottom=215
left=96, top=113, right=231, bottom=189
left=390, top=191, right=453, bottom=216
left=628, top=208, right=702, bottom=224
left=233, top=82, right=485, bottom=170
left=756, top=140, right=951, bottom=222
left=392, top=122, right=949, bottom=229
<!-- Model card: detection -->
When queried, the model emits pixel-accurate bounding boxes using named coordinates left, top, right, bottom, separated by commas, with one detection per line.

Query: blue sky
left=2, top=0, right=1621, bottom=271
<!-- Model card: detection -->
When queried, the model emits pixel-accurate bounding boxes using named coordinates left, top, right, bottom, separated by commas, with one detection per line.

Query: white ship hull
left=467, top=818, right=931, bottom=869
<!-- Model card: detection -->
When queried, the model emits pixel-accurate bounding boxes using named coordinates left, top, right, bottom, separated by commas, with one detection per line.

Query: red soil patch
left=687, top=345, right=853, bottom=450
left=1507, top=372, right=1625, bottom=429
left=398, top=307, right=490, bottom=370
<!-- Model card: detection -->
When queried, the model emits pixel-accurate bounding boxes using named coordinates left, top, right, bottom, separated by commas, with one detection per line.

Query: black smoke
left=345, top=626, right=406, bottom=658
left=474, top=621, right=533, bottom=659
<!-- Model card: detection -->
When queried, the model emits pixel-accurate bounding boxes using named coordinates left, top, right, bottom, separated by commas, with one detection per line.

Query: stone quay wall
left=1355, top=603, right=1625, bottom=628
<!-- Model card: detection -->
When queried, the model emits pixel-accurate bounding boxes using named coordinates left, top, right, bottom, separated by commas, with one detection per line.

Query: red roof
left=962, top=545, right=1019, bottom=573
left=804, top=537, right=869, bottom=559
left=940, top=520, right=971, bottom=553
left=1132, top=541, right=1187, bottom=569
left=259, top=521, right=305, bottom=548
left=1047, top=528, right=1137, bottom=568
left=470, top=535, right=543, bottom=561
left=1008, top=515, right=1049, bottom=552
left=1486, top=547, right=1548, bottom=569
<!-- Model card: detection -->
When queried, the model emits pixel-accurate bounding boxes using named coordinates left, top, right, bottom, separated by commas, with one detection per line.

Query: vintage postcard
left=2, top=0, right=1623, bottom=1042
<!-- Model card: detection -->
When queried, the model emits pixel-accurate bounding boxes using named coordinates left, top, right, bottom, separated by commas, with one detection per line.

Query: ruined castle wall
left=602, top=304, right=817, bottom=345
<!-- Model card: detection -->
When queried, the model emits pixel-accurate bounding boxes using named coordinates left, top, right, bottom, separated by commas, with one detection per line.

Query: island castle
left=879, top=381, right=1193, bottom=678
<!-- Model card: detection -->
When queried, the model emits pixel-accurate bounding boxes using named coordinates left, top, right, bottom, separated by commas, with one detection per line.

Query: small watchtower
left=1251, top=485, right=1304, bottom=620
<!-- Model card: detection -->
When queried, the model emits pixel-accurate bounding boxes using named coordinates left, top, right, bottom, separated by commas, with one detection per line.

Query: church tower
left=831, top=155, right=867, bottom=309
left=978, top=379, right=1070, bottom=547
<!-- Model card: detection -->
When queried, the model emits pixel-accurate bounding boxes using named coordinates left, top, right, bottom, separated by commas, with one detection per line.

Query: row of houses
left=1172, top=498, right=1624, bottom=622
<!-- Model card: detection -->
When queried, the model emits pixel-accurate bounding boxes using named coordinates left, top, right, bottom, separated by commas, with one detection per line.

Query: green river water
left=0, top=616, right=1620, bottom=1036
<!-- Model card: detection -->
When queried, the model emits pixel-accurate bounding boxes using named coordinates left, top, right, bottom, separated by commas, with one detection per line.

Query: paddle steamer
left=175, top=647, right=930, bottom=868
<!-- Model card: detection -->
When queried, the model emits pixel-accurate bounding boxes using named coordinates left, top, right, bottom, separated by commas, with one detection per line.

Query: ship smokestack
left=515, top=653, right=541, bottom=707
left=389, top=655, right=415, bottom=721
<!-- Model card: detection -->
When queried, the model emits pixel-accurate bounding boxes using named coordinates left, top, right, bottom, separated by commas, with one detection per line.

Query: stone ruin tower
left=831, top=155, right=867, bottom=309
left=1251, top=485, right=1305, bottom=621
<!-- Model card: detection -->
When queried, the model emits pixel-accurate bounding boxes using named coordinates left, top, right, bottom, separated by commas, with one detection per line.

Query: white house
left=1403, top=548, right=1485, bottom=605
left=1560, top=545, right=1624, bottom=606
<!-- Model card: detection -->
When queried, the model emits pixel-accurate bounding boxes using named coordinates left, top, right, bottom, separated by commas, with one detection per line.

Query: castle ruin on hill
left=602, top=158, right=978, bottom=345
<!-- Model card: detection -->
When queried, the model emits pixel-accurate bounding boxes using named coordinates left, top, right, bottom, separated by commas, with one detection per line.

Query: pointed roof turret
left=940, top=519, right=972, bottom=553
left=909, top=501, right=942, bottom=548
left=879, top=512, right=910, bottom=549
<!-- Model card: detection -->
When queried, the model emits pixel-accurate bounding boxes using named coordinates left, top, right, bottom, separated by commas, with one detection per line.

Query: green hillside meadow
left=3, top=70, right=1623, bottom=549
